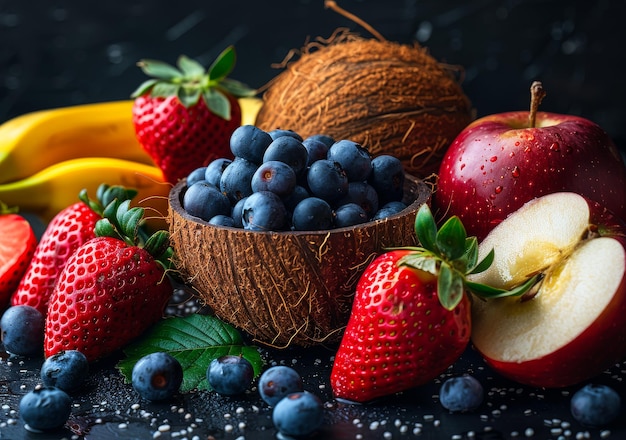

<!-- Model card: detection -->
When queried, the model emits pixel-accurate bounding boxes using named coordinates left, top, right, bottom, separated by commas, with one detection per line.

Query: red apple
left=434, top=81, right=626, bottom=241
left=468, top=192, right=626, bottom=388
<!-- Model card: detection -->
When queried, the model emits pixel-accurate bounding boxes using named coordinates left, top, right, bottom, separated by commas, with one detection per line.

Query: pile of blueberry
left=182, top=125, right=408, bottom=231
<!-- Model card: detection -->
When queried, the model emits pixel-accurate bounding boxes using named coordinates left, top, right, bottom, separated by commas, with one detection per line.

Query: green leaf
left=94, top=218, right=118, bottom=239
left=463, top=237, right=479, bottom=272
left=177, top=55, right=206, bottom=77
left=178, top=87, right=202, bottom=108
left=144, top=230, right=172, bottom=266
left=150, top=82, right=180, bottom=98
left=0, top=200, right=18, bottom=214
left=117, top=315, right=264, bottom=393
left=436, top=216, right=467, bottom=260
left=466, top=274, right=539, bottom=299
left=131, top=79, right=159, bottom=98
left=414, top=204, right=438, bottom=252
left=203, top=89, right=231, bottom=120
left=119, top=206, right=144, bottom=242
left=219, top=78, right=257, bottom=98
left=399, top=251, right=438, bottom=276
left=437, top=262, right=465, bottom=310
left=208, top=46, right=236, bottom=82
left=469, top=248, right=495, bottom=275
left=138, top=59, right=182, bottom=80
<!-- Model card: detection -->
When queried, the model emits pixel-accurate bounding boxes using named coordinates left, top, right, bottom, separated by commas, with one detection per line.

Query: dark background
left=1, top=0, right=625, bottom=149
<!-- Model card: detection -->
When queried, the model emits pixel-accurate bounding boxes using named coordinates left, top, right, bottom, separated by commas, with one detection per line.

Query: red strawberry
left=330, top=204, right=535, bottom=403
left=131, top=46, right=256, bottom=184
left=11, top=185, right=139, bottom=315
left=44, top=200, right=173, bottom=362
left=0, top=203, right=36, bottom=310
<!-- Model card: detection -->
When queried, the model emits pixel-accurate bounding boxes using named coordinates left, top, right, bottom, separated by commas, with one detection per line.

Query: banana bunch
left=0, top=157, right=171, bottom=230
left=0, top=97, right=262, bottom=227
left=0, top=101, right=152, bottom=184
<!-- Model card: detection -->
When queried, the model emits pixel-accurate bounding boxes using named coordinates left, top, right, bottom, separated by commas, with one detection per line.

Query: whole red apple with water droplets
left=434, top=81, right=626, bottom=240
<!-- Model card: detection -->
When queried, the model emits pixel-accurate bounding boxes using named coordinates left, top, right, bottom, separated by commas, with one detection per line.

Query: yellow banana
left=0, top=157, right=171, bottom=231
left=0, top=101, right=153, bottom=184
left=0, top=97, right=263, bottom=185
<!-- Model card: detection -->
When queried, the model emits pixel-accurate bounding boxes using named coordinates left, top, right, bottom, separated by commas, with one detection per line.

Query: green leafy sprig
left=131, top=46, right=256, bottom=120
left=117, top=314, right=263, bottom=393
left=0, top=200, right=19, bottom=215
left=95, top=199, right=173, bottom=271
left=397, top=204, right=537, bottom=310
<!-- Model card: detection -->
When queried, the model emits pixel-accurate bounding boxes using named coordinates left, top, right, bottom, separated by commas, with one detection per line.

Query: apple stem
left=528, top=81, right=547, bottom=128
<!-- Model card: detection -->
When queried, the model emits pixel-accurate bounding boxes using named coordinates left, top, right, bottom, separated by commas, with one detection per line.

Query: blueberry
left=251, top=160, right=297, bottom=196
left=337, top=182, right=379, bottom=219
left=231, top=197, right=248, bottom=228
left=570, top=384, right=621, bottom=427
left=132, top=352, right=183, bottom=402
left=327, top=140, right=372, bottom=182
left=242, top=191, right=287, bottom=231
left=186, top=166, right=208, bottom=186
left=272, top=391, right=324, bottom=438
left=259, top=365, right=304, bottom=407
left=183, top=181, right=231, bottom=222
left=369, top=155, right=405, bottom=204
left=333, top=203, right=369, bottom=228
left=1, top=305, right=44, bottom=356
left=40, top=350, right=89, bottom=393
left=305, top=133, right=335, bottom=149
left=204, top=158, right=233, bottom=187
left=209, top=214, right=236, bottom=227
left=207, top=355, right=254, bottom=396
left=268, top=128, right=303, bottom=142
left=219, top=157, right=258, bottom=204
left=307, top=159, right=348, bottom=203
left=372, top=201, right=408, bottom=220
left=292, top=197, right=333, bottom=231
left=302, top=138, right=329, bottom=167
left=439, top=375, right=484, bottom=413
left=282, top=185, right=311, bottom=213
left=263, top=136, right=308, bottom=176
left=230, top=125, right=273, bottom=164
left=19, top=386, right=72, bottom=432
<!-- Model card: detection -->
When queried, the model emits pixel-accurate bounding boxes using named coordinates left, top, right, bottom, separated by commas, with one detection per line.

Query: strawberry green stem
left=395, top=204, right=536, bottom=310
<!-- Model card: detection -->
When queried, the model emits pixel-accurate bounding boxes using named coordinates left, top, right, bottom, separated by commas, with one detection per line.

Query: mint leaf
left=117, top=315, right=263, bottom=393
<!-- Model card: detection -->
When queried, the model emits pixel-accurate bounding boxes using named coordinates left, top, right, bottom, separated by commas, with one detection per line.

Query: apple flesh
left=469, top=192, right=626, bottom=388
left=434, top=111, right=626, bottom=241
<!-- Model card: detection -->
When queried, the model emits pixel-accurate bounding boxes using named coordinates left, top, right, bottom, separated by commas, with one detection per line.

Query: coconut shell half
left=168, top=174, right=431, bottom=348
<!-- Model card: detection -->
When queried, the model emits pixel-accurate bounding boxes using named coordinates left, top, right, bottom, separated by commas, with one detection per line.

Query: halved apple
left=469, top=192, right=626, bottom=388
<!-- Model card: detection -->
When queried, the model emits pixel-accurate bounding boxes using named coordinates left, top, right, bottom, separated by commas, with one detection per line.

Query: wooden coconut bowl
left=168, top=175, right=431, bottom=348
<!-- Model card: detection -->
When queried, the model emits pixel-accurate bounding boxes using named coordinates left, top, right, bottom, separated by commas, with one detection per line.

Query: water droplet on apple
left=511, top=166, right=520, bottom=178
left=460, top=163, right=466, bottom=170
left=514, top=141, right=520, bottom=146
left=490, top=156, right=498, bottom=162
left=495, top=186, right=503, bottom=194
left=550, top=142, right=560, bottom=152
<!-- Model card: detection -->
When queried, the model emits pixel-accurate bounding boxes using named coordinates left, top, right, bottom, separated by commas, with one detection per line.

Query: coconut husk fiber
left=255, top=29, right=475, bottom=178
left=168, top=175, right=431, bottom=348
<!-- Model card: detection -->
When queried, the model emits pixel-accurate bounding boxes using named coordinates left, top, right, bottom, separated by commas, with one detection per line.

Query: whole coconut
left=255, top=28, right=474, bottom=177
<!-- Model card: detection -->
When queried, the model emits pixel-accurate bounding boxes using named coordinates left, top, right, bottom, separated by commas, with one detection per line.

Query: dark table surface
left=2, top=1, right=626, bottom=439
left=2, top=295, right=626, bottom=440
